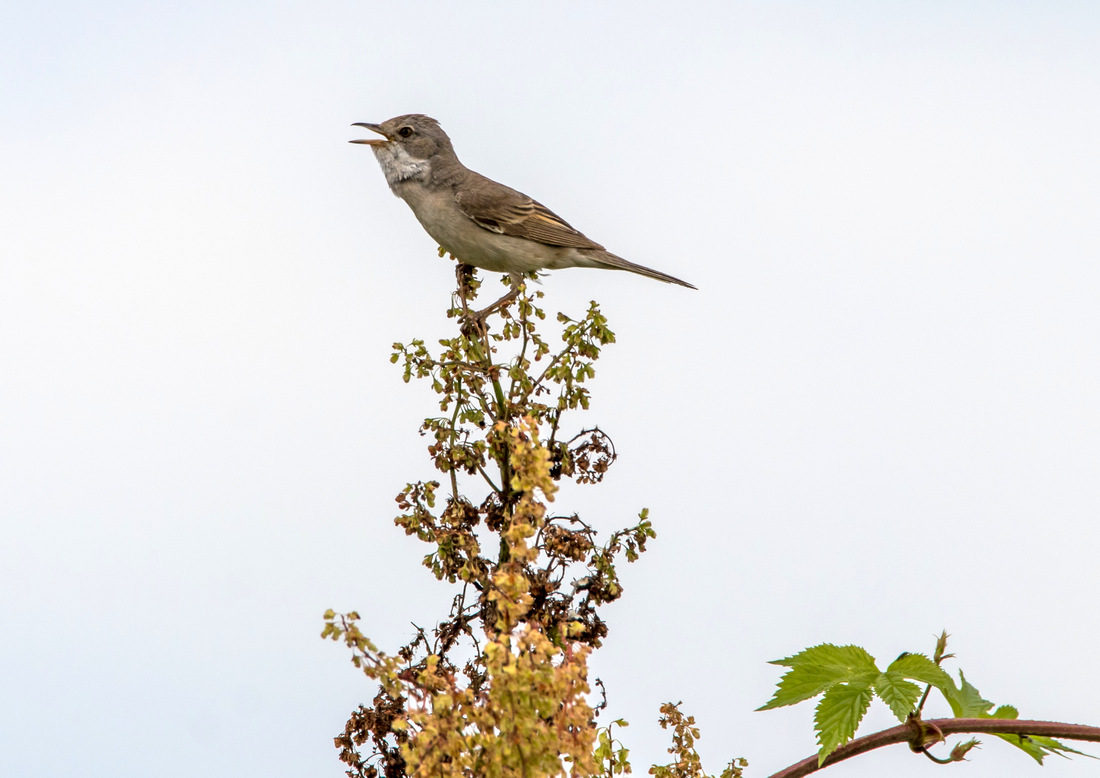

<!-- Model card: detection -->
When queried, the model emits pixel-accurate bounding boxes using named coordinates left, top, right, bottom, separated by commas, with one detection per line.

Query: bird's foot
left=459, top=286, right=520, bottom=339
left=470, top=286, right=521, bottom=321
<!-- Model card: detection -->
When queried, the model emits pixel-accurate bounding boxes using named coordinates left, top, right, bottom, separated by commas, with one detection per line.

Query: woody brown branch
left=768, top=719, right=1100, bottom=778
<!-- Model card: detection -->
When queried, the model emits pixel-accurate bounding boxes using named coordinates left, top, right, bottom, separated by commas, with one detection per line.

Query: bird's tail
left=592, top=251, right=697, bottom=290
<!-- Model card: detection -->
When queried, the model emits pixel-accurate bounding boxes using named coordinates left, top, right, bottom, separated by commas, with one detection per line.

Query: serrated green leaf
left=758, top=663, right=879, bottom=711
left=815, top=683, right=874, bottom=764
left=887, top=652, right=954, bottom=693
left=759, top=664, right=844, bottom=710
left=989, top=708, right=1096, bottom=765
left=769, top=643, right=877, bottom=670
left=1017, top=735, right=1092, bottom=761
left=995, top=733, right=1070, bottom=764
left=872, top=671, right=922, bottom=721
left=947, top=671, right=993, bottom=718
left=1007, top=735, right=1047, bottom=765
left=760, top=644, right=879, bottom=710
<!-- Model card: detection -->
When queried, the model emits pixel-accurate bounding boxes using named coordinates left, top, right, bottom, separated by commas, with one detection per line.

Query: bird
left=350, top=114, right=695, bottom=312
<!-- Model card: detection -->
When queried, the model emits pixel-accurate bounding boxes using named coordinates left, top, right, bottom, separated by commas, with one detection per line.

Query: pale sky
left=2, top=3, right=1099, bottom=777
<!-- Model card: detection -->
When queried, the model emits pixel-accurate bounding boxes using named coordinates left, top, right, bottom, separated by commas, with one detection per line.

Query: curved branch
left=768, top=719, right=1100, bottom=778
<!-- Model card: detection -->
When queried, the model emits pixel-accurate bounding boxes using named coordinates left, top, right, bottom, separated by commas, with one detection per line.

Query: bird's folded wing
left=454, top=173, right=605, bottom=250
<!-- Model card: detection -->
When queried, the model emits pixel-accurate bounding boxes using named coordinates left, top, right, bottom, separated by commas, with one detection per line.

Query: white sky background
left=2, top=2, right=1099, bottom=776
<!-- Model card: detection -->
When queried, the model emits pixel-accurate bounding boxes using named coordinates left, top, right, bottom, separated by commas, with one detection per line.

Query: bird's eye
left=397, top=126, right=414, bottom=138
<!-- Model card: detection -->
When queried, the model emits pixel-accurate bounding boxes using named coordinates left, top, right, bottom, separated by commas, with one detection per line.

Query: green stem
left=464, top=328, right=508, bottom=421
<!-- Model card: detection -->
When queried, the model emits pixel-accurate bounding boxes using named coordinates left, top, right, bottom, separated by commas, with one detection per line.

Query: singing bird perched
left=351, top=114, right=695, bottom=311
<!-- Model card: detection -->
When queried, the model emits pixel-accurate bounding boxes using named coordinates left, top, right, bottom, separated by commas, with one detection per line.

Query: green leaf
left=984, top=706, right=1097, bottom=763
left=872, top=671, right=922, bottom=721
left=759, top=644, right=879, bottom=710
left=887, top=652, right=954, bottom=694
left=946, top=671, right=993, bottom=718
left=758, top=664, right=851, bottom=710
left=995, top=733, right=1093, bottom=764
left=769, top=643, right=877, bottom=670
left=815, top=683, right=874, bottom=764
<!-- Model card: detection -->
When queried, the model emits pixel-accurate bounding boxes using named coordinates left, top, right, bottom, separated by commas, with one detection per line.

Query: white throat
left=372, top=143, right=431, bottom=188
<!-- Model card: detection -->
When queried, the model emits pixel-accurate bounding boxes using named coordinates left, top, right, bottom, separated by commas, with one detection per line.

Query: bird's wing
left=453, top=173, right=605, bottom=250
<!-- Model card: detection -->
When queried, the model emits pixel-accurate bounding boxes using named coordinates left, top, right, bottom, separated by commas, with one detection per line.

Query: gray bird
left=350, top=115, right=696, bottom=308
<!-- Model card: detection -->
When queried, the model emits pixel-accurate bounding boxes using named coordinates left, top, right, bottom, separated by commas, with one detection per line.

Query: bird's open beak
left=350, top=122, right=388, bottom=146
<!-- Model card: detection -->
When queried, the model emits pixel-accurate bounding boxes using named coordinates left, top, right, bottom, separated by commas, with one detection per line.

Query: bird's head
left=350, top=114, right=454, bottom=161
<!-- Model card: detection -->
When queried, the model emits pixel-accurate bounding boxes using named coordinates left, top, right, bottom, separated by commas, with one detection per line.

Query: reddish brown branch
left=768, top=719, right=1100, bottom=778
